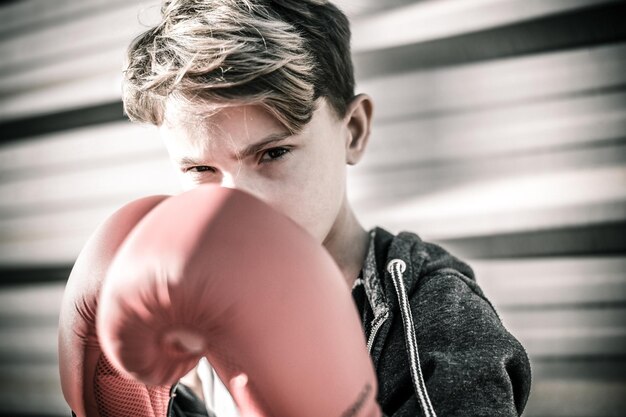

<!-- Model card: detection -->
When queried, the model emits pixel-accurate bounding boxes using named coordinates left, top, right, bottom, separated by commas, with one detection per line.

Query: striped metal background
left=1, top=0, right=625, bottom=416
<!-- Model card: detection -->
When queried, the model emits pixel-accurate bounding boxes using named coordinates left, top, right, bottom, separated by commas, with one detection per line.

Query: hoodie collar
left=362, top=226, right=423, bottom=316
left=361, top=228, right=390, bottom=321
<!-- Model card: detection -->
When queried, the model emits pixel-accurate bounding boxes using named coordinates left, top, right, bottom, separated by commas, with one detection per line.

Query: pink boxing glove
left=97, top=184, right=382, bottom=417
left=57, top=195, right=172, bottom=417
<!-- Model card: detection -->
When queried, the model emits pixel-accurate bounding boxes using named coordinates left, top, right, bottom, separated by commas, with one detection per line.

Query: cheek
left=271, top=156, right=345, bottom=242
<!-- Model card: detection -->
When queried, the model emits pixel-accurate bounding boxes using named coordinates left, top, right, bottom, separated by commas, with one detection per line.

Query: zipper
left=367, top=310, right=389, bottom=354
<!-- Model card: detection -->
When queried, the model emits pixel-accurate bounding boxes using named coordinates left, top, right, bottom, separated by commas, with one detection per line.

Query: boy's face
left=159, top=99, right=349, bottom=243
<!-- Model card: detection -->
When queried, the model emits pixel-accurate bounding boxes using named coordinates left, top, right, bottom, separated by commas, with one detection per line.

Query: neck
left=322, top=196, right=370, bottom=289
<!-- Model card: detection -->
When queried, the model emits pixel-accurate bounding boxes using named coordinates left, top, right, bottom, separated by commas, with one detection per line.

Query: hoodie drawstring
left=387, top=259, right=437, bottom=417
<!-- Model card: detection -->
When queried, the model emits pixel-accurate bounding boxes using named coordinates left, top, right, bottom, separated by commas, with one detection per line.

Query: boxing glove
left=97, top=184, right=382, bottom=417
left=58, top=195, right=172, bottom=417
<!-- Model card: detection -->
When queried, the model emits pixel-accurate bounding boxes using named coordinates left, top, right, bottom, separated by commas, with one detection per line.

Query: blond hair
left=122, top=0, right=355, bottom=133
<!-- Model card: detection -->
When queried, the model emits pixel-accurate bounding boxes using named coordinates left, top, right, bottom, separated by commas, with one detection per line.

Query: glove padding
left=98, top=185, right=381, bottom=417
left=58, top=195, right=172, bottom=417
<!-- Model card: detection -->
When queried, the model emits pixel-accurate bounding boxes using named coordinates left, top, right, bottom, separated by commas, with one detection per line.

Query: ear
left=343, top=94, right=374, bottom=166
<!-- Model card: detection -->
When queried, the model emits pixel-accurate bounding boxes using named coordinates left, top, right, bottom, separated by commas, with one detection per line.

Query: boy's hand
left=97, top=184, right=382, bottom=417
left=58, top=195, right=172, bottom=417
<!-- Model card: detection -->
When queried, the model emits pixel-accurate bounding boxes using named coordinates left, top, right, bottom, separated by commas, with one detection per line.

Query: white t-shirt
left=196, top=357, right=241, bottom=417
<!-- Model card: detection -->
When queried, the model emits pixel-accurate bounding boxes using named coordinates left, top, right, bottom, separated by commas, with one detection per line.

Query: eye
left=185, top=166, right=217, bottom=174
left=260, top=147, right=291, bottom=163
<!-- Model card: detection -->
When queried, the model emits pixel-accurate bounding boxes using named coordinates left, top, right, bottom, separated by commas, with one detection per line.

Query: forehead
left=159, top=100, right=286, bottom=151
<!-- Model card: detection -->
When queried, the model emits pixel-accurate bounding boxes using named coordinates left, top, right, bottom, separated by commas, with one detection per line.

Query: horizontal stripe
left=0, top=101, right=125, bottom=143
left=532, top=356, right=626, bottom=381
left=437, top=221, right=626, bottom=259
left=354, top=1, right=626, bottom=79
left=0, top=265, right=71, bottom=286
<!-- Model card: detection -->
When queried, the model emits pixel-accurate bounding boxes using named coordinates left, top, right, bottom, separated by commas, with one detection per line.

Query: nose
left=220, top=172, right=236, bottom=189
left=219, top=171, right=261, bottom=201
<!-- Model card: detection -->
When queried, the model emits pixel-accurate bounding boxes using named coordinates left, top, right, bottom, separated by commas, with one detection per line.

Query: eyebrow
left=239, top=132, right=292, bottom=159
left=175, top=132, right=291, bottom=166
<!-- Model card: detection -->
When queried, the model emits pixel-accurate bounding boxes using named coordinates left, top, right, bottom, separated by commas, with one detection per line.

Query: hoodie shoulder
left=383, top=228, right=475, bottom=282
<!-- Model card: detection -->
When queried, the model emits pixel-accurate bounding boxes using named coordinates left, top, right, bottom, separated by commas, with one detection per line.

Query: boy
left=122, top=0, right=531, bottom=415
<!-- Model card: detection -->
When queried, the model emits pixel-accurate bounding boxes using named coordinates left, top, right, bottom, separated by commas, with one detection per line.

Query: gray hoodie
left=358, top=227, right=531, bottom=416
